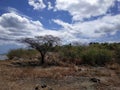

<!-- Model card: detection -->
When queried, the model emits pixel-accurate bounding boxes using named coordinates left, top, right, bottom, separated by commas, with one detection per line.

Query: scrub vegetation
left=1, top=36, right=120, bottom=90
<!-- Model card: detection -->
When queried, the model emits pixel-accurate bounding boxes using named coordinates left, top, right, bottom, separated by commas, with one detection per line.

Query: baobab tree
left=21, top=35, right=61, bottom=64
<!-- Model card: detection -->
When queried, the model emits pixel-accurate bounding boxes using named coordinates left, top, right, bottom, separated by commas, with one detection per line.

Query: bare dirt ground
left=0, top=60, right=120, bottom=90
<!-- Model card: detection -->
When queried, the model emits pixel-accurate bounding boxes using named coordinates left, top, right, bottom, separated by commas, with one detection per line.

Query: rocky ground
left=0, top=60, right=120, bottom=90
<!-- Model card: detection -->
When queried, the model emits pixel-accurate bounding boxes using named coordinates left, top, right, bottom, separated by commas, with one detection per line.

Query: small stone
left=35, top=87, right=38, bottom=90
left=34, top=84, right=40, bottom=90
left=90, top=78, right=100, bottom=83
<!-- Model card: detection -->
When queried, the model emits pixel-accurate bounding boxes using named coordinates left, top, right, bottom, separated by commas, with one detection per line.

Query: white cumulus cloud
left=53, top=14, right=120, bottom=39
left=55, top=0, right=115, bottom=21
left=0, top=12, right=66, bottom=45
left=28, top=0, right=46, bottom=10
left=1, top=0, right=120, bottom=45
left=48, top=2, right=53, bottom=10
left=0, top=13, right=43, bottom=41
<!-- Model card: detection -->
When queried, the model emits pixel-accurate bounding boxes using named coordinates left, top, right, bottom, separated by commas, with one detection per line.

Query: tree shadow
left=11, top=60, right=41, bottom=67
left=10, top=60, right=61, bottom=68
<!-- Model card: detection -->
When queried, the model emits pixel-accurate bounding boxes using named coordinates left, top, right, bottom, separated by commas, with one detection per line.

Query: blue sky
left=0, top=0, right=120, bottom=54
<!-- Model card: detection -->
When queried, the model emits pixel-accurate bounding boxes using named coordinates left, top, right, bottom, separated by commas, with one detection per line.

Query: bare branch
left=20, top=35, right=61, bottom=64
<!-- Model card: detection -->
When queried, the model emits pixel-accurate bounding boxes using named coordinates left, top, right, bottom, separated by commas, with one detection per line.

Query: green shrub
left=59, top=45, right=83, bottom=64
left=7, top=48, right=38, bottom=60
left=114, top=46, right=120, bottom=64
left=81, top=48, right=113, bottom=66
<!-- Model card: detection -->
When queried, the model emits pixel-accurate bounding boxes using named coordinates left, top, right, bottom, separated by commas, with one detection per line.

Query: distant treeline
left=7, top=42, right=120, bottom=66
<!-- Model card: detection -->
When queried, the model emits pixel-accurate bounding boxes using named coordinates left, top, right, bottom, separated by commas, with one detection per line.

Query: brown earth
left=0, top=60, right=120, bottom=90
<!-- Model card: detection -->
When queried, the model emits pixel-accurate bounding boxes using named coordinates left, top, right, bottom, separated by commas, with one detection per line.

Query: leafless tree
left=21, top=35, right=60, bottom=64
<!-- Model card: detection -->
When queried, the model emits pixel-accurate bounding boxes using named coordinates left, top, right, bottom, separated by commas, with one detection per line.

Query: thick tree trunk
left=40, top=53, right=45, bottom=65
left=41, top=54, right=44, bottom=64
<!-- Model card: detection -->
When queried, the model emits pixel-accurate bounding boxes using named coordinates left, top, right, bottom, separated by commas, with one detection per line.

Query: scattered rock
left=34, top=84, right=52, bottom=90
left=35, top=86, right=39, bottom=90
left=41, top=83, right=47, bottom=88
left=90, top=78, right=100, bottom=83
left=35, top=84, right=39, bottom=90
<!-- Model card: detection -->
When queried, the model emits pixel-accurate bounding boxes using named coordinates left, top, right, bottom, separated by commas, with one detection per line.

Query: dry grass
left=0, top=60, right=120, bottom=90
left=0, top=60, right=76, bottom=80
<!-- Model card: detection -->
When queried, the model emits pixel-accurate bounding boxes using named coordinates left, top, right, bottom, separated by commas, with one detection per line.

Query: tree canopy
left=21, top=35, right=61, bottom=64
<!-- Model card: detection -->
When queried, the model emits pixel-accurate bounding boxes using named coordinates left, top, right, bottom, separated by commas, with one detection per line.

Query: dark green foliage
left=59, top=45, right=84, bottom=64
left=114, top=45, right=120, bottom=64
left=81, top=48, right=113, bottom=66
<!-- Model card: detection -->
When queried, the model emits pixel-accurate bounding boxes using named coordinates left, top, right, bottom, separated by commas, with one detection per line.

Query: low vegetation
left=7, top=42, right=120, bottom=66
left=81, top=48, right=113, bottom=66
left=7, top=48, right=39, bottom=60
left=2, top=36, right=120, bottom=90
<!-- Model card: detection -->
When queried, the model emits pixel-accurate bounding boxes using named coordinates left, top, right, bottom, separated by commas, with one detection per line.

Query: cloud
left=28, top=0, right=46, bottom=10
left=0, top=13, right=43, bottom=42
left=55, top=0, right=115, bottom=21
left=48, top=2, right=53, bottom=10
left=7, top=7, right=19, bottom=13
left=0, top=12, right=66, bottom=45
left=53, top=14, right=120, bottom=39
left=0, top=12, right=120, bottom=45
left=0, top=12, right=89, bottom=45
left=1, top=0, right=120, bottom=46
left=6, top=7, right=31, bottom=19
left=28, top=0, right=54, bottom=11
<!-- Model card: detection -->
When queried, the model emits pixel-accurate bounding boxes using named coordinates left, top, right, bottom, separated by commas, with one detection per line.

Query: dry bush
left=106, top=63, right=120, bottom=70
